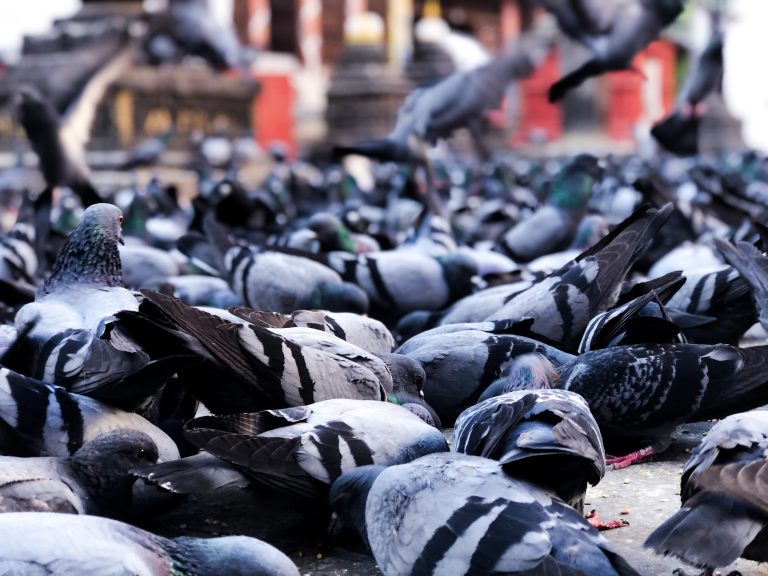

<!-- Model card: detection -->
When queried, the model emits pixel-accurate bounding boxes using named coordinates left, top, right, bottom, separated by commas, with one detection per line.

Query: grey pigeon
left=117, top=290, right=391, bottom=414
left=538, top=0, right=685, bottom=102
left=559, top=342, right=768, bottom=468
left=497, top=154, right=602, bottom=262
left=328, top=453, right=640, bottom=576
left=0, top=365, right=179, bottom=461
left=645, top=410, right=768, bottom=570
left=397, top=321, right=575, bottom=425
left=455, top=384, right=605, bottom=511
left=715, top=238, right=768, bottom=332
left=210, top=226, right=369, bottom=314
left=652, top=15, right=724, bottom=155
left=323, top=249, right=478, bottom=317
left=0, top=429, right=157, bottom=519
left=664, top=265, right=755, bottom=344
left=184, top=399, right=448, bottom=498
left=486, top=203, right=673, bottom=350
left=0, top=512, right=299, bottom=575
left=5, top=204, right=195, bottom=408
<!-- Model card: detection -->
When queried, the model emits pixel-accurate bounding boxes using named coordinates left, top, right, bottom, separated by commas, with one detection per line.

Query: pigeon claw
left=606, top=446, right=655, bottom=469
left=585, top=509, right=629, bottom=531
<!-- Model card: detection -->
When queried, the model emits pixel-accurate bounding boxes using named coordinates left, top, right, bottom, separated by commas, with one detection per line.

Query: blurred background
left=0, top=0, right=764, bottom=172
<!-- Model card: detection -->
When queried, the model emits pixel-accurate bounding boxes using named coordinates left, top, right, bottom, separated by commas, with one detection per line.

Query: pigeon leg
left=585, top=509, right=629, bottom=531
left=606, top=446, right=655, bottom=469
left=420, top=156, right=446, bottom=219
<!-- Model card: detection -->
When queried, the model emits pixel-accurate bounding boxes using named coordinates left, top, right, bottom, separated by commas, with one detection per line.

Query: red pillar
left=513, top=47, right=563, bottom=145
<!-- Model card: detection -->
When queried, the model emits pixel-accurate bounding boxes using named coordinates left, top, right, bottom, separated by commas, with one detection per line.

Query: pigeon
left=328, top=453, right=641, bottom=575
left=486, top=203, right=674, bottom=350
left=645, top=409, right=768, bottom=570
left=323, top=250, right=478, bottom=318
left=5, top=204, right=195, bottom=408
left=151, top=274, right=241, bottom=309
left=219, top=310, right=424, bottom=398
left=454, top=381, right=605, bottom=511
left=145, top=0, right=242, bottom=71
left=206, top=223, right=370, bottom=315
left=0, top=365, right=180, bottom=461
left=664, top=265, right=756, bottom=345
left=0, top=217, right=37, bottom=286
left=119, top=127, right=175, bottom=170
left=651, top=15, right=724, bottom=155
left=0, top=512, right=300, bottom=576
left=577, top=271, right=686, bottom=353
left=118, top=243, right=183, bottom=290
left=397, top=321, right=575, bottom=425
left=538, top=0, right=685, bottom=102
left=715, top=238, right=768, bottom=332
left=497, top=154, right=603, bottom=262
left=333, top=18, right=556, bottom=213
left=559, top=342, right=768, bottom=468
left=184, top=399, right=448, bottom=498
left=0, top=429, right=158, bottom=519
left=133, top=451, right=251, bottom=496
left=115, top=290, right=391, bottom=414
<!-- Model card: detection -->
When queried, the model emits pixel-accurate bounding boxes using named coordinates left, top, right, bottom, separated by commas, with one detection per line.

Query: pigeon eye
left=118, top=215, right=124, bottom=223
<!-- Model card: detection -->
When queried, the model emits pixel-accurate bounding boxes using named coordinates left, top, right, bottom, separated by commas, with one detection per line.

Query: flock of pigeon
left=0, top=1, right=766, bottom=575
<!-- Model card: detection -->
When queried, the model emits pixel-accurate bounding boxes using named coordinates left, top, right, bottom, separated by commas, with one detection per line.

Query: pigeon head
left=168, top=535, right=300, bottom=576
left=435, top=253, right=478, bottom=303
left=69, top=429, right=159, bottom=519
left=308, top=213, right=356, bottom=253
left=376, top=352, right=426, bottom=398
left=310, top=281, right=369, bottom=314
left=38, top=203, right=126, bottom=296
left=389, top=392, right=443, bottom=429
left=328, top=465, right=387, bottom=547
left=548, top=154, right=602, bottom=212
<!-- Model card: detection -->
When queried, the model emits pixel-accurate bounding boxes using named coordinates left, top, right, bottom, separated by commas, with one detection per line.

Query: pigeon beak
left=119, top=232, right=125, bottom=245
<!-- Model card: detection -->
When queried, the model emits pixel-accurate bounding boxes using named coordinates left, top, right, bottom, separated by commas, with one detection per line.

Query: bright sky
left=0, top=0, right=81, bottom=61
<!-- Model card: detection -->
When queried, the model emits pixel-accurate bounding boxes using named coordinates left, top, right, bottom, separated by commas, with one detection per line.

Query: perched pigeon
left=323, top=250, right=478, bottom=317
left=213, top=235, right=369, bottom=314
left=539, top=0, right=685, bottom=102
left=645, top=410, right=768, bottom=570
left=5, top=204, right=195, bottom=408
left=497, top=154, right=602, bottom=262
left=455, top=384, right=605, bottom=511
left=715, top=238, right=768, bottom=332
left=119, top=127, right=175, bottom=170
left=0, top=429, right=158, bottom=519
left=0, top=512, right=299, bottom=575
left=486, top=203, right=674, bottom=350
left=665, top=265, right=755, bottom=345
left=559, top=343, right=768, bottom=468
left=397, top=321, right=574, bottom=425
left=0, top=366, right=180, bottom=461
left=577, top=271, right=686, bottom=353
left=328, top=453, right=640, bottom=575
left=116, top=290, right=391, bottom=414
left=184, top=399, right=448, bottom=498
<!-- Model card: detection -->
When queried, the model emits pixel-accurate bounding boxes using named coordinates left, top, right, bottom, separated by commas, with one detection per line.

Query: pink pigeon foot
left=586, top=510, right=630, bottom=531
left=606, top=446, right=655, bottom=470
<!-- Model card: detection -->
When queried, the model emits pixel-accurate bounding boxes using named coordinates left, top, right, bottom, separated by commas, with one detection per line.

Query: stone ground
left=140, top=421, right=768, bottom=576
